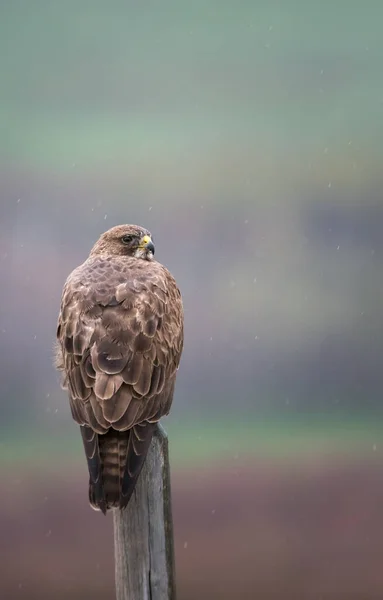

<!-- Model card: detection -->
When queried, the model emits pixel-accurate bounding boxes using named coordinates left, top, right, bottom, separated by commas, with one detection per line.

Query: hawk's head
left=89, top=224, right=155, bottom=260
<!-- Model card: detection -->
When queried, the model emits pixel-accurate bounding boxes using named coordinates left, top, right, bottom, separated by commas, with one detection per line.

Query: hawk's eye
left=121, top=235, right=134, bottom=244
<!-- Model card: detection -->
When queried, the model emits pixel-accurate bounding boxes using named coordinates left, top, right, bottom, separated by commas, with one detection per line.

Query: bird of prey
left=55, top=225, right=184, bottom=513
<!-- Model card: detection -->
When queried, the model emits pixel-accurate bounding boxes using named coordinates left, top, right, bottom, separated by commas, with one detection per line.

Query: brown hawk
left=55, top=224, right=184, bottom=513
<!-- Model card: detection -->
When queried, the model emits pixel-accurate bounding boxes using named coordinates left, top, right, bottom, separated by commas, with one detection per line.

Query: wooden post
left=113, top=424, right=176, bottom=600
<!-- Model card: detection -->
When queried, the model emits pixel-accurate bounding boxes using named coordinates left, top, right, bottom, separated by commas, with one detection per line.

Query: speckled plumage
left=55, top=225, right=183, bottom=513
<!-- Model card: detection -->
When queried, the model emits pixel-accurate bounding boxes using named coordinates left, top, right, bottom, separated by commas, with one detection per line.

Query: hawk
left=55, top=224, right=184, bottom=513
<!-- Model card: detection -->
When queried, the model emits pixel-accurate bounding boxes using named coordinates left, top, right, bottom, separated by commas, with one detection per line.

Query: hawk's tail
left=81, top=424, right=155, bottom=514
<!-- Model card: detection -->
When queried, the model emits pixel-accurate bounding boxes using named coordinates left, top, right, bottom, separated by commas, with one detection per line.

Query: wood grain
left=113, top=424, right=176, bottom=600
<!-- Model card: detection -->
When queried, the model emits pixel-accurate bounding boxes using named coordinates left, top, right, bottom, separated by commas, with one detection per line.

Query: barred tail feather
left=81, top=423, right=155, bottom=513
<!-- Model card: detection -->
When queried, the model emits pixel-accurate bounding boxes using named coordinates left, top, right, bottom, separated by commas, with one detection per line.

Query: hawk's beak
left=140, top=234, right=155, bottom=255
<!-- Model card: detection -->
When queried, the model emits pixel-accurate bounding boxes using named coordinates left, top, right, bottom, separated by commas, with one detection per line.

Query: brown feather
left=100, top=385, right=133, bottom=423
left=84, top=354, right=96, bottom=378
left=134, top=358, right=153, bottom=396
left=69, top=396, right=86, bottom=424
left=96, top=352, right=128, bottom=375
left=89, top=393, right=110, bottom=429
left=79, top=357, right=95, bottom=388
left=64, top=336, right=74, bottom=354
left=70, top=365, right=91, bottom=400
left=94, top=373, right=123, bottom=400
left=143, top=317, right=158, bottom=337
left=85, top=401, right=109, bottom=434
left=112, top=397, right=142, bottom=431
left=121, top=353, right=143, bottom=385
left=147, top=365, right=162, bottom=397
left=122, top=422, right=155, bottom=495
left=133, top=332, right=152, bottom=353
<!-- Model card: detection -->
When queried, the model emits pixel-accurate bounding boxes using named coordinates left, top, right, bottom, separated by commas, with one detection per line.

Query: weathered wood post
left=113, top=424, right=176, bottom=600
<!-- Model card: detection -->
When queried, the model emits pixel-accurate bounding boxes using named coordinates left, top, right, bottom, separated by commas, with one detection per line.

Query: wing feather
left=122, top=353, right=143, bottom=385
left=112, top=396, right=143, bottom=431
left=100, top=385, right=133, bottom=423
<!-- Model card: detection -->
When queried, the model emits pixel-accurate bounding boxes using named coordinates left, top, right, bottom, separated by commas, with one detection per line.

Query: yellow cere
left=141, top=235, right=152, bottom=246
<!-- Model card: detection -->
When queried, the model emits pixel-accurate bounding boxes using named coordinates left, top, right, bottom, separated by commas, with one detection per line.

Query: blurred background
left=1, top=1, right=383, bottom=598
